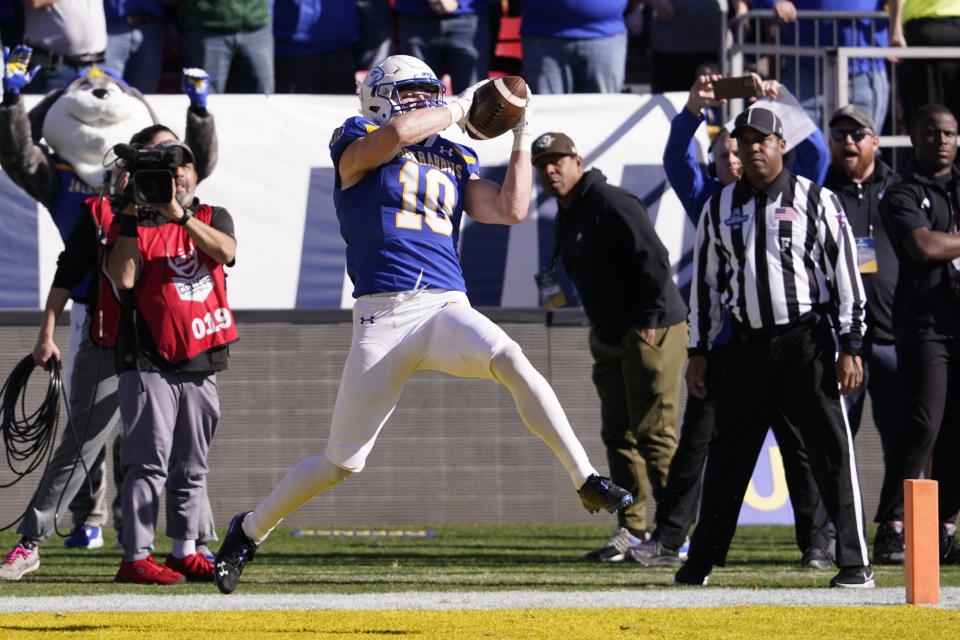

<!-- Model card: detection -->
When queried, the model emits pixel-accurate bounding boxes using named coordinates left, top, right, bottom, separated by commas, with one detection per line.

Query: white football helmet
left=359, top=55, right=446, bottom=125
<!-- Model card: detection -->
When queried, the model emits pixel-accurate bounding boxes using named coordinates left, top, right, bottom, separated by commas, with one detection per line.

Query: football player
left=212, top=55, right=633, bottom=593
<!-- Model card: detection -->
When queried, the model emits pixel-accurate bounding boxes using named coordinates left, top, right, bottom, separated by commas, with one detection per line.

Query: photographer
left=107, top=132, right=238, bottom=585
left=0, top=124, right=221, bottom=582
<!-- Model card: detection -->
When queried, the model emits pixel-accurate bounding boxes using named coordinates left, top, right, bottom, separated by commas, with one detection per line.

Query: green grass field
left=1, top=523, right=958, bottom=595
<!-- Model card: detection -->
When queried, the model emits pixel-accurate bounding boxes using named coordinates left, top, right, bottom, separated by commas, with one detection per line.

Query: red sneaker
left=115, top=555, right=186, bottom=585
left=165, top=552, right=214, bottom=581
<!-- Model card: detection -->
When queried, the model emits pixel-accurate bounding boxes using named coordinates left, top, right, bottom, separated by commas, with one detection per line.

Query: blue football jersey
left=330, top=116, right=480, bottom=297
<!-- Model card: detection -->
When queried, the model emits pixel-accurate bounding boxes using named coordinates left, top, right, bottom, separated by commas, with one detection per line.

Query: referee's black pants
left=687, top=316, right=871, bottom=569
left=654, top=347, right=832, bottom=554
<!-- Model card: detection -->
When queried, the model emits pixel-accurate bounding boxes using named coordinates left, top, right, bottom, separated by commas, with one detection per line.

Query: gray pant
left=18, top=328, right=119, bottom=541
left=118, top=370, right=220, bottom=562
left=108, top=433, right=218, bottom=544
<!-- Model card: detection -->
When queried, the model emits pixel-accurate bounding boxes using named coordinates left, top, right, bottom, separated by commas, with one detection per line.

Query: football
left=465, top=76, right=527, bottom=141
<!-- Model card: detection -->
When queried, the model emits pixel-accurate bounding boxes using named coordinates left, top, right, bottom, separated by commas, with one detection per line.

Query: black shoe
left=577, top=475, right=634, bottom=514
left=628, top=538, right=682, bottom=567
left=941, top=525, right=960, bottom=565
left=872, top=521, right=905, bottom=565
left=213, top=512, right=258, bottom=594
left=673, top=560, right=711, bottom=586
left=829, top=565, right=875, bottom=588
left=800, top=547, right=834, bottom=570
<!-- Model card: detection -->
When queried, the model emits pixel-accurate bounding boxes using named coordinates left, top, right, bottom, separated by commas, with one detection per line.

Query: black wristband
left=119, top=214, right=139, bottom=237
left=175, top=209, right=194, bottom=226
left=839, top=334, right=863, bottom=357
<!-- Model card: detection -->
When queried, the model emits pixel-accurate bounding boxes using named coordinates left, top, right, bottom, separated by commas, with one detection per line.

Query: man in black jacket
left=822, top=104, right=903, bottom=563
left=875, top=103, right=960, bottom=566
left=532, top=132, right=688, bottom=561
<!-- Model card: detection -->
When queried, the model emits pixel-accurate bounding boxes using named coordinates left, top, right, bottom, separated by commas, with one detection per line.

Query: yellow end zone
left=1, top=607, right=958, bottom=640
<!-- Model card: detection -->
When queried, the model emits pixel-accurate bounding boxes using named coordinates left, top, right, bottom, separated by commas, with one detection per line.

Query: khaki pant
left=589, top=321, right=687, bottom=533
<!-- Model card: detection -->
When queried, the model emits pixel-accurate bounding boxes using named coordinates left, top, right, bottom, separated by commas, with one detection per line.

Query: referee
left=677, top=106, right=874, bottom=588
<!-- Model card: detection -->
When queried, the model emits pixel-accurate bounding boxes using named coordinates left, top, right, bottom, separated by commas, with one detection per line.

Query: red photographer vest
left=97, top=200, right=238, bottom=362
left=134, top=204, right=238, bottom=362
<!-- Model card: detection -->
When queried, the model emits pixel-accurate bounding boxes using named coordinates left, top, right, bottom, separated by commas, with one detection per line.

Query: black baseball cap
left=531, top=132, right=578, bottom=164
left=829, top=104, right=876, bottom=132
left=731, top=107, right=784, bottom=139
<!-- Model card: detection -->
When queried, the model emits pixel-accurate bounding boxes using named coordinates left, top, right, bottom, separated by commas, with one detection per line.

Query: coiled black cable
left=1, top=354, right=61, bottom=488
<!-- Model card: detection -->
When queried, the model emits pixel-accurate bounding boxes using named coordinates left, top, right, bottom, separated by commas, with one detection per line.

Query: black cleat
left=213, top=512, right=258, bottom=594
left=577, top=475, right=634, bottom=513
left=941, top=525, right=960, bottom=565
left=872, top=521, right=905, bottom=565
left=829, top=565, right=875, bottom=588
left=673, top=560, right=712, bottom=586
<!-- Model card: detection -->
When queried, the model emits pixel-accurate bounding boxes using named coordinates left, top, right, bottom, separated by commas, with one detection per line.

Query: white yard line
left=2, top=588, right=959, bottom=612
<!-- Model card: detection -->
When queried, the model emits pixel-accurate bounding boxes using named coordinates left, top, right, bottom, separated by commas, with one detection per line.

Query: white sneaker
left=0, top=544, right=40, bottom=581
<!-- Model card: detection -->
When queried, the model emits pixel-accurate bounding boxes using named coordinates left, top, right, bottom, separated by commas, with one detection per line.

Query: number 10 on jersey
left=395, top=161, right=455, bottom=236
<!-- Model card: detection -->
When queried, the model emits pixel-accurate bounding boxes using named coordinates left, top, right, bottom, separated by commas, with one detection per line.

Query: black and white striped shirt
left=688, top=170, right=866, bottom=351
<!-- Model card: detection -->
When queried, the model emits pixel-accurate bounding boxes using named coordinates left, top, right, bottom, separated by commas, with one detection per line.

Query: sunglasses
left=830, top=128, right=872, bottom=143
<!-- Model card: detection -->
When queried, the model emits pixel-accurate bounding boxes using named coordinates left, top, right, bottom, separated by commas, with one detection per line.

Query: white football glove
left=445, top=79, right=489, bottom=131
left=512, top=91, right=533, bottom=152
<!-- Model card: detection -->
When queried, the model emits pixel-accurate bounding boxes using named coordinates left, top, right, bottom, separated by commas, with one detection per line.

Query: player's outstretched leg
left=213, top=512, right=258, bottom=594
left=488, top=342, right=633, bottom=510
left=578, top=474, right=634, bottom=513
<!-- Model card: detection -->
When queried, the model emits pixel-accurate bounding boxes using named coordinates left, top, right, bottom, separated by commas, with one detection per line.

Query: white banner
left=6, top=91, right=706, bottom=310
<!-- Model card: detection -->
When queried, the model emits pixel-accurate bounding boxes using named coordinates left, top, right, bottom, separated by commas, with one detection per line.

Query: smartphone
left=713, top=76, right=758, bottom=100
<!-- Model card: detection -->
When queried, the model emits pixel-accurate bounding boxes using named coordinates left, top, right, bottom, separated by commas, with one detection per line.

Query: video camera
left=112, top=143, right=190, bottom=206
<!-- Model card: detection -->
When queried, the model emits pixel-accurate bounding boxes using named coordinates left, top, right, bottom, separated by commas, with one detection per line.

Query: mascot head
left=29, top=66, right=157, bottom=188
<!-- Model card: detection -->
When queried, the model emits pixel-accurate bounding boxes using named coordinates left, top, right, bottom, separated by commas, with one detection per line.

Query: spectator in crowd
left=754, top=0, right=890, bottom=132
left=520, top=0, right=628, bottom=94
left=21, top=0, right=107, bottom=94
left=629, top=73, right=835, bottom=570
left=664, top=72, right=829, bottom=225
left=532, top=131, right=688, bottom=562
left=355, top=0, right=392, bottom=72
left=212, top=55, right=633, bottom=595
left=823, top=104, right=900, bottom=460
left=889, top=0, right=960, bottom=130
left=179, top=0, right=274, bottom=94
left=645, top=0, right=729, bottom=93
left=679, top=105, right=874, bottom=588
left=103, top=0, right=165, bottom=94
left=107, top=131, right=238, bottom=585
left=273, top=0, right=359, bottom=94
left=873, top=103, right=960, bottom=566
left=395, top=0, right=490, bottom=93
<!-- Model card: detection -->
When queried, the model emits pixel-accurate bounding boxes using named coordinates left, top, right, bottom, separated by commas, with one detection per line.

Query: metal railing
left=724, top=8, right=960, bottom=159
